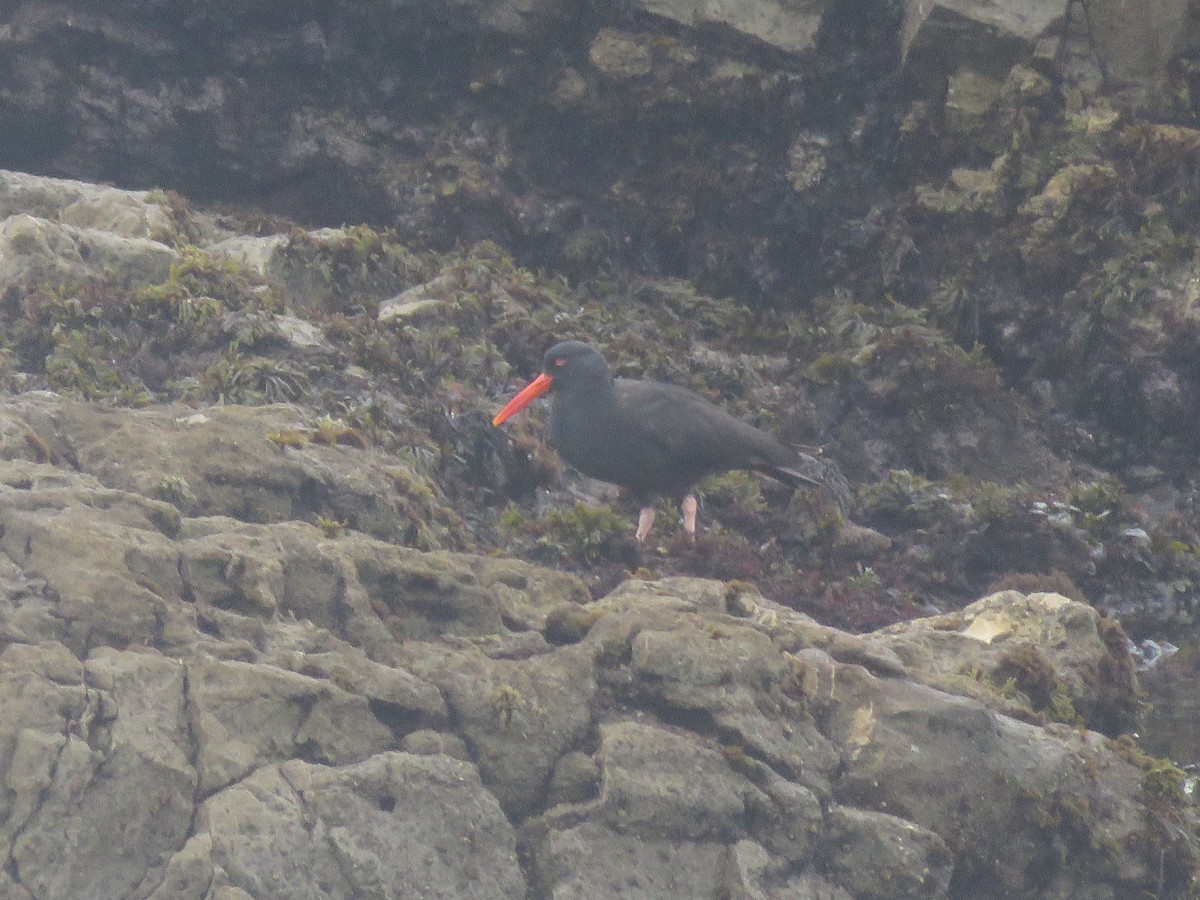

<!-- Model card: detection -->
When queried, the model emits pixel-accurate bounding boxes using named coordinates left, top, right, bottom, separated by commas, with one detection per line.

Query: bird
left=492, top=340, right=824, bottom=542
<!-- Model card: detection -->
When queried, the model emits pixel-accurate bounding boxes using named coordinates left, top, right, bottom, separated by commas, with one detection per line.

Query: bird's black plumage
left=493, top=341, right=822, bottom=540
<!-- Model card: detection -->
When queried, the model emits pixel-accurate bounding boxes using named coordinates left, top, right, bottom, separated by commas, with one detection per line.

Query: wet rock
left=786, top=132, right=830, bottom=193
left=915, top=163, right=1003, bottom=215
left=1050, top=0, right=1190, bottom=98
left=589, top=29, right=655, bottom=79
left=904, top=0, right=1187, bottom=107
left=901, top=0, right=1062, bottom=90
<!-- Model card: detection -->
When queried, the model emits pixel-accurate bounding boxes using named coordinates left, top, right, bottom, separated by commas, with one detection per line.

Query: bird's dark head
left=492, top=341, right=611, bottom=426
left=541, top=341, right=609, bottom=386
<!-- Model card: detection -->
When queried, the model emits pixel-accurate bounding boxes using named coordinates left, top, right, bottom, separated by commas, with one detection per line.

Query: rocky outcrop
left=902, top=0, right=1188, bottom=99
left=0, top=390, right=1194, bottom=898
left=0, top=4, right=1199, bottom=892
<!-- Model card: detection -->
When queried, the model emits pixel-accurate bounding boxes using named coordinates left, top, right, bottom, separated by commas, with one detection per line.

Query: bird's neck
left=551, top=373, right=617, bottom=437
left=562, top=366, right=615, bottom=403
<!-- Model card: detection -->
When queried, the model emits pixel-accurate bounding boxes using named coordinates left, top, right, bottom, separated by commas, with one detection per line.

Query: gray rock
left=1, top=395, right=467, bottom=548
left=0, top=467, right=183, bottom=654
left=867, top=590, right=1138, bottom=733
left=206, top=234, right=289, bottom=278
left=177, top=752, right=525, bottom=900
left=547, top=750, right=600, bottom=807
left=0, top=642, right=90, bottom=862
left=597, top=720, right=760, bottom=840
left=399, top=728, right=471, bottom=759
left=820, top=664, right=1156, bottom=896
left=414, top=642, right=597, bottom=818
left=265, top=313, right=339, bottom=354
left=266, top=226, right=420, bottom=312
left=377, top=274, right=456, bottom=323
left=0, top=213, right=176, bottom=293
left=820, top=805, right=953, bottom=899
left=724, top=841, right=854, bottom=899
left=745, top=770, right=824, bottom=864
left=632, top=0, right=827, bottom=55
left=532, top=820, right=729, bottom=899
left=187, top=654, right=397, bottom=796
left=0, top=169, right=179, bottom=241
left=267, top=647, right=449, bottom=733
left=590, top=586, right=841, bottom=792
left=4, top=646, right=195, bottom=900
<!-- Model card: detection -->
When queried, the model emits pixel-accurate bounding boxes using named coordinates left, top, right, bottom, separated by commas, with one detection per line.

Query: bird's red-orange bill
left=492, top=372, right=554, bottom=426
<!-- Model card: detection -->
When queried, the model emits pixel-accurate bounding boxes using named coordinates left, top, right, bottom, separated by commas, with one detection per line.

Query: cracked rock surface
left=0, top=395, right=1195, bottom=899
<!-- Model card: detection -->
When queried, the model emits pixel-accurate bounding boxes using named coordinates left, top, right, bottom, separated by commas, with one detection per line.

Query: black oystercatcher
left=492, top=341, right=822, bottom=542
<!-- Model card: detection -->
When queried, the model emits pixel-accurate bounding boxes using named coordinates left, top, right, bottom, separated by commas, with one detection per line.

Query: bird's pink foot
left=681, top=494, right=698, bottom=541
left=635, top=505, right=657, bottom=543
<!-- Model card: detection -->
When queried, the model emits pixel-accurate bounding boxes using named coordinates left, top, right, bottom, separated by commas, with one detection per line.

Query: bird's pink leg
left=635, top=505, right=656, bottom=543
left=681, top=494, right=698, bottom=540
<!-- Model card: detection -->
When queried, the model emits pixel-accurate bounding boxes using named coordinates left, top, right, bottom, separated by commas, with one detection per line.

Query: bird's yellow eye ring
left=554, top=358, right=567, bottom=367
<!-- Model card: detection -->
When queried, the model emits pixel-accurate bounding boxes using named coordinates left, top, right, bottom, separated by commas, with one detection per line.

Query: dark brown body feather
left=547, top=353, right=817, bottom=502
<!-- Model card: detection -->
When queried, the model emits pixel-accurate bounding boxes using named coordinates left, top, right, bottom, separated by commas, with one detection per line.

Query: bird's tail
left=764, top=463, right=821, bottom=489
left=759, top=451, right=853, bottom=512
